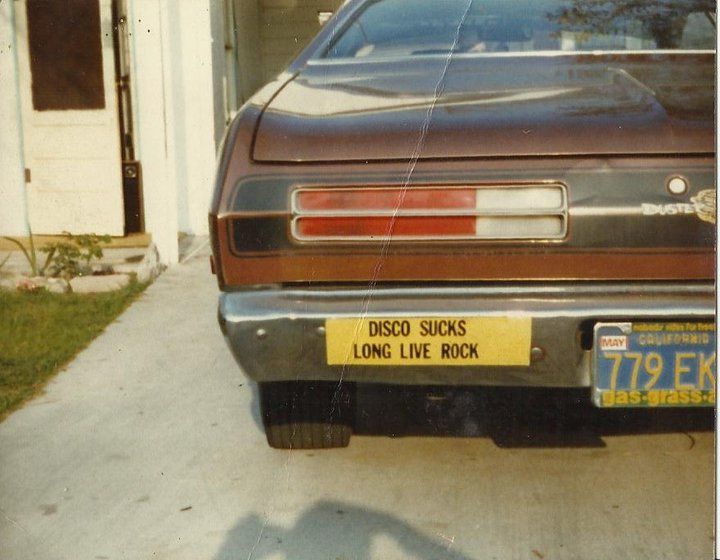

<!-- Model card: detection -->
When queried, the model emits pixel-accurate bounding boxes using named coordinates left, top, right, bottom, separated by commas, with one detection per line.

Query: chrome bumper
left=218, top=282, right=714, bottom=387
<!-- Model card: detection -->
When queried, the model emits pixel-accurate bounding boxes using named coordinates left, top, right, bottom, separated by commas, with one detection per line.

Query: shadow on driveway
left=215, top=501, right=475, bottom=560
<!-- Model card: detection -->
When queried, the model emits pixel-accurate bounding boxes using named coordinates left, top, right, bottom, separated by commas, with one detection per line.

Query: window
left=324, top=0, right=716, bottom=60
left=26, top=0, right=105, bottom=111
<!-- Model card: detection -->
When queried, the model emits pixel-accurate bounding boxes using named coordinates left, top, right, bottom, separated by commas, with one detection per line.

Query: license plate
left=325, top=317, right=531, bottom=366
left=592, top=322, right=716, bottom=408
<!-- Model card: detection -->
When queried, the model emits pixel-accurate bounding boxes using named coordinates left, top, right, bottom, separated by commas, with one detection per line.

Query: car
left=210, top=0, right=716, bottom=449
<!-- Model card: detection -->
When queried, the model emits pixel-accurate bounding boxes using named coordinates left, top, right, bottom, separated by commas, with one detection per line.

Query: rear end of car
left=210, top=0, right=717, bottom=448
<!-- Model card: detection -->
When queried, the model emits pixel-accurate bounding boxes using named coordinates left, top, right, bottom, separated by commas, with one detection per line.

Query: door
left=15, top=0, right=125, bottom=236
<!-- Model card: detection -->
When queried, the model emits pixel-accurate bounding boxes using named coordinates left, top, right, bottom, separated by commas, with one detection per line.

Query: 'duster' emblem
left=691, top=189, right=716, bottom=224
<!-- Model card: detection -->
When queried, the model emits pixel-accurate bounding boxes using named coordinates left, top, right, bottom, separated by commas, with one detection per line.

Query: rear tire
left=258, top=381, right=354, bottom=449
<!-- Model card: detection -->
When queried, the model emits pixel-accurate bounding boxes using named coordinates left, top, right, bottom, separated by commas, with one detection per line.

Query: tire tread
left=259, top=381, right=353, bottom=449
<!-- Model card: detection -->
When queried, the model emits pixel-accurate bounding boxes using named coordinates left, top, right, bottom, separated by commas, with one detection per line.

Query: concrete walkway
left=0, top=245, right=713, bottom=560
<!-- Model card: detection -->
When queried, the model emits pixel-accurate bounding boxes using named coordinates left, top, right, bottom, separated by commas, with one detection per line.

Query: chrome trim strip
left=221, top=282, right=715, bottom=319
left=308, top=49, right=715, bottom=65
left=293, top=209, right=566, bottom=217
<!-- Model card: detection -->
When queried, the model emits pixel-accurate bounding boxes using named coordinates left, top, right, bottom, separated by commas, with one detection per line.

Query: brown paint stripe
left=217, top=241, right=714, bottom=286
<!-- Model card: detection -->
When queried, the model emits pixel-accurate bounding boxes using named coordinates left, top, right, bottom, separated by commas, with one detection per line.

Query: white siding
left=13, top=0, right=125, bottom=236
left=127, top=0, right=224, bottom=263
left=127, top=0, right=180, bottom=263
left=171, top=1, right=224, bottom=236
left=0, top=0, right=28, bottom=236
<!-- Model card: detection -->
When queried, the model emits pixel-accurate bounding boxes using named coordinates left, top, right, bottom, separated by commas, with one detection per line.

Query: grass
left=0, top=281, right=147, bottom=420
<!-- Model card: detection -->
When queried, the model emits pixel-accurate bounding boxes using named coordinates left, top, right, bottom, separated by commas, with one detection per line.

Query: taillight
left=291, top=185, right=567, bottom=241
left=295, top=188, right=476, bottom=211
left=295, top=216, right=478, bottom=237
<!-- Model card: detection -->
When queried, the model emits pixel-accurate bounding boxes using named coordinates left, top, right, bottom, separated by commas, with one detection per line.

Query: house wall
left=15, top=0, right=125, bottom=236
left=127, top=0, right=225, bottom=263
left=2, top=0, right=337, bottom=260
left=0, top=0, right=31, bottom=236
left=126, top=0, right=179, bottom=263
left=170, top=1, right=224, bottom=236
left=210, top=1, right=228, bottom=145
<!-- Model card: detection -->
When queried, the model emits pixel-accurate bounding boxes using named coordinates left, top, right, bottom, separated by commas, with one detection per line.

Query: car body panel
left=254, top=55, right=714, bottom=162
left=213, top=156, right=715, bottom=286
left=209, top=0, right=716, bottom=395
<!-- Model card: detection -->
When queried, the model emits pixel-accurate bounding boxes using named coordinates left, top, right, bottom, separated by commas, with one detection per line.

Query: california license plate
left=592, top=322, right=716, bottom=408
left=325, top=317, right=531, bottom=366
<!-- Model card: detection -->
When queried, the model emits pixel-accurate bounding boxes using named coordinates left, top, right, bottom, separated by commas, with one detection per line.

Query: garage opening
left=232, top=0, right=344, bottom=103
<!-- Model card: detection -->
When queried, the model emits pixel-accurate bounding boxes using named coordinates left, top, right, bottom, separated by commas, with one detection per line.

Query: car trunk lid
left=253, top=54, right=714, bottom=162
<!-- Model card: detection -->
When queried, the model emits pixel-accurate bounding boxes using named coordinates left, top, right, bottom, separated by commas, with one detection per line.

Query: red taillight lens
left=295, top=188, right=476, bottom=212
left=295, top=216, right=477, bottom=238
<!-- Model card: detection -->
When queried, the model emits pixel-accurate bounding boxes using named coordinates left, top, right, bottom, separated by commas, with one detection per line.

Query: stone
left=113, top=244, right=163, bottom=283
left=46, top=278, right=70, bottom=294
left=69, top=274, right=131, bottom=294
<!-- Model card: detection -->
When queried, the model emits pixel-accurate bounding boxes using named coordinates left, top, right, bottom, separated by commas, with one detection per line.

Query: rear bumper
left=218, top=282, right=714, bottom=387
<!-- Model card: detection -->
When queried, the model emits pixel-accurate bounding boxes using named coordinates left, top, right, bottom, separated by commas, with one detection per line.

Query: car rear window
left=323, top=0, right=716, bottom=59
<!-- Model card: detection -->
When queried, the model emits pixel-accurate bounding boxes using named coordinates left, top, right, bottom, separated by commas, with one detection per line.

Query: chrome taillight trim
left=291, top=184, right=569, bottom=242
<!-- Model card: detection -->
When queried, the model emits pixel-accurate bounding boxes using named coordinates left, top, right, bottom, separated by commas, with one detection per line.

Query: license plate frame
left=592, top=321, right=716, bottom=408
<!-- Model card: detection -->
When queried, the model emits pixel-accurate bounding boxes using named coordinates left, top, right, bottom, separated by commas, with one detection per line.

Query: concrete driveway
left=0, top=243, right=713, bottom=560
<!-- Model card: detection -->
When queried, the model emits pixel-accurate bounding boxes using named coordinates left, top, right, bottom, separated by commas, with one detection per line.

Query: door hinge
left=24, top=168, right=31, bottom=183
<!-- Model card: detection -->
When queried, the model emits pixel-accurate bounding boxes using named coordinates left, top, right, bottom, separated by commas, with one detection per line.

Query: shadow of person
left=215, top=501, right=476, bottom=560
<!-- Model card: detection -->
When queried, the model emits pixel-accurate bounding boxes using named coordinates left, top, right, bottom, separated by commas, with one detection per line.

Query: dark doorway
left=111, top=0, right=144, bottom=235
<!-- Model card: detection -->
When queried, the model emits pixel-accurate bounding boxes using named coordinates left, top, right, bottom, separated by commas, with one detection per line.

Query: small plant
left=42, top=232, right=111, bottom=279
left=2, top=230, right=111, bottom=280
left=0, top=253, right=10, bottom=273
left=2, top=228, right=45, bottom=277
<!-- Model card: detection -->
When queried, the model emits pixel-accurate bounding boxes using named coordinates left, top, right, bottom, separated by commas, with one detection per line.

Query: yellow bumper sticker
left=325, top=317, right=531, bottom=366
